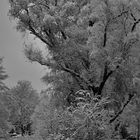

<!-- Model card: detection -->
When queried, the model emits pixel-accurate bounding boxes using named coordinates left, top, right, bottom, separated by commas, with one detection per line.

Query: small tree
left=0, top=58, right=10, bottom=139
left=8, top=80, right=39, bottom=136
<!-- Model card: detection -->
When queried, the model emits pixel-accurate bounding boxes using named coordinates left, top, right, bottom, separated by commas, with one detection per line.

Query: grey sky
left=0, top=0, right=47, bottom=91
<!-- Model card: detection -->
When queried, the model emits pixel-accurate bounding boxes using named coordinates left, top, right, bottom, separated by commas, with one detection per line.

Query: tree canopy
left=8, top=80, right=39, bottom=136
left=0, top=58, right=10, bottom=139
left=8, top=0, right=140, bottom=139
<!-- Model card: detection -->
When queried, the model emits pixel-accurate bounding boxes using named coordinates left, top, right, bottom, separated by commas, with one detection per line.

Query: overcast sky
left=0, top=0, right=47, bottom=91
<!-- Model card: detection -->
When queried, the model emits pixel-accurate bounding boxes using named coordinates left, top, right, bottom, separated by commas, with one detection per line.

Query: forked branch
left=59, top=63, right=98, bottom=93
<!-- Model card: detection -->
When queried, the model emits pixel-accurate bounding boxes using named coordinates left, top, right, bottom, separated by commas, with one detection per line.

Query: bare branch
left=24, top=47, right=53, bottom=67
left=103, top=24, right=108, bottom=47
left=113, top=10, right=128, bottom=20
left=28, top=22, right=53, bottom=47
left=59, top=64, right=98, bottom=93
left=129, top=12, right=140, bottom=32
left=97, top=64, right=113, bottom=95
left=110, top=93, right=134, bottom=123
left=130, top=12, right=136, bottom=21
left=55, top=0, right=57, bottom=6
left=61, top=30, right=67, bottom=40
left=97, top=63, right=120, bottom=96
left=131, top=19, right=140, bottom=32
left=23, top=9, right=53, bottom=47
left=27, top=55, right=53, bottom=67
